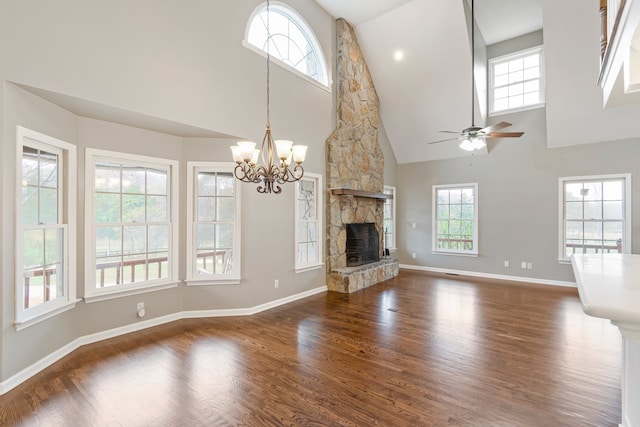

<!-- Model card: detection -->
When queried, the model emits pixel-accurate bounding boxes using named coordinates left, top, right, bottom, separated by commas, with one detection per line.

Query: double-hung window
left=489, top=46, right=544, bottom=115
left=85, top=149, right=179, bottom=301
left=186, top=162, right=241, bottom=284
left=433, top=183, right=478, bottom=256
left=383, top=186, right=396, bottom=252
left=559, top=174, right=631, bottom=262
left=16, top=126, right=77, bottom=328
left=295, top=173, right=323, bottom=272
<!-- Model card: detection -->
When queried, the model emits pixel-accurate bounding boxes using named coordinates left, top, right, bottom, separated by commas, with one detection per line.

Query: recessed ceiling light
left=393, top=50, right=404, bottom=61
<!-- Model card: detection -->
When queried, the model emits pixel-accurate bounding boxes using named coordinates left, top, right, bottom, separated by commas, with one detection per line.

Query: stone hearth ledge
left=328, top=259, right=399, bottom=294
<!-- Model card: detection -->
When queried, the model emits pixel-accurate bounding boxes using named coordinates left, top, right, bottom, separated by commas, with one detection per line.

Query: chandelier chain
left=266, top=0, right=270, bottom=128
left=229, top=0, right=307, bottom=194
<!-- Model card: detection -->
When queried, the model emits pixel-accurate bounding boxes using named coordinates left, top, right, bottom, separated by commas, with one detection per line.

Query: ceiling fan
left=427, top=0, right=523, bottom=151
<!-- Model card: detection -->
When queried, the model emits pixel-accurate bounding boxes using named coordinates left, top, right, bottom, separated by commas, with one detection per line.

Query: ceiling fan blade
left=480, top=121, right=512, bottom=134
left=427, top=137, right=460, bottom=144
left=487, top=132, right=524, bottom=138
left=437, top=130, right=460, bottom=134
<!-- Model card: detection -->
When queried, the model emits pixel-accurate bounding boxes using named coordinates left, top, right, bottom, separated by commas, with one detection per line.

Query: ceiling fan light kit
left=427, top=0, right=523, bottom=151
left=459, top=136, right=486, bottom=151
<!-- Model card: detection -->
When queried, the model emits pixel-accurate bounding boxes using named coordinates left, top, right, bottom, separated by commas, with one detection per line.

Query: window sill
left=433, top=251, right=479, bottom=258
left=84, top=281, right=179, bottom=304
left=294, top=263, right=325, bottom=274
left=185, top=277, right=241, bottom=286
left=242, top=40, right=331, bottom=93
left=15, top=299, right=80, bottom=331
left=489, top=102, right=545, bottom=117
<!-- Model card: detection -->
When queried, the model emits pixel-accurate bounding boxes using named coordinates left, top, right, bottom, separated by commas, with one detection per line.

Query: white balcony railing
left=598, top=0, right=640, bottom=106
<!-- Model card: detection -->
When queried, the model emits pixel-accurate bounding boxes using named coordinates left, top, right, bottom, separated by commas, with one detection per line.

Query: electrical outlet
left=412, top=252, right=416, bottom=259
left=504, top=260, right=510, bottom=268
left=521, top=261, right=527, bottom=269
left=136, top=302, right=145, bottom=318
left=274, top=279, right=279, bottom=288
left=527, top=262, right=533, bottom=269
left=411, top=222, right=416, bottom=229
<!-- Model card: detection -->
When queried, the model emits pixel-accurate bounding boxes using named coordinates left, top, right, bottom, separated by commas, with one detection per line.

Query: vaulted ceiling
left=315, top=0, right=543, bottom=44
left=16, top=0, right=640, bottom=165
left=313, top=0, right=640, bottom=164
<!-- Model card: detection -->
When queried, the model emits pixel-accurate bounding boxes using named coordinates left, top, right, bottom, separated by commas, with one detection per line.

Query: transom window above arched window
left=246, top=2, right=328, bottom=87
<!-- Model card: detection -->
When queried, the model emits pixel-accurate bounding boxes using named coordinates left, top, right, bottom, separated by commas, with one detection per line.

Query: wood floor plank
left=0, top=270, right=621, bottom=426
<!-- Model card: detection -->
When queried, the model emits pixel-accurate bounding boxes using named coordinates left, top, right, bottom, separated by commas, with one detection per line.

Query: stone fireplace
left=325, top=19, right=399, bottom=293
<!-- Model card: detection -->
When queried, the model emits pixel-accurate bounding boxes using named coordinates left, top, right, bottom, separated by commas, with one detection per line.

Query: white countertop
left=572, top=253, right=640, bottom=427
left=571, top=253, right=640, bottom=325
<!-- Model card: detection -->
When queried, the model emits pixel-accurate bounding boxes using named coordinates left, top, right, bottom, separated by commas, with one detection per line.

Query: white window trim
left=84, top=148, right=179, bottom=302
left=242, top=1, right=331, bottom=91
left=294, top=172, right=324, bottom=273
left=15, top=126, right=78, bottom=329
left=488, top=45, right=545, bottom=117
left=557, top=173, right=632, bottom=264
left=384, top=185, right=397, bottom=252
left=432, top=183, right=479, bottom=257
left=185, top=162, right=242, bottom=285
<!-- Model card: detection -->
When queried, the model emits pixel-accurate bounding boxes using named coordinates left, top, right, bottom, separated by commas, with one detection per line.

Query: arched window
left=246, top=2, right=328, bottom=87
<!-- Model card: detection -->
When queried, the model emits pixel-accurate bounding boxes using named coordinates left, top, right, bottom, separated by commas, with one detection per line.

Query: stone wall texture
left=326, top=19, right=398, bottom=292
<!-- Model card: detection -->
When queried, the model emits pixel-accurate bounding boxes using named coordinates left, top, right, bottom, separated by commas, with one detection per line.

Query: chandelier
left=230, top=0, right=307, bottom=194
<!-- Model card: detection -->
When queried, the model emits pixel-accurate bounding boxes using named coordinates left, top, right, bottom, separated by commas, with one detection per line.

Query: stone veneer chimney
left=326, top=19, right=398, bottom=293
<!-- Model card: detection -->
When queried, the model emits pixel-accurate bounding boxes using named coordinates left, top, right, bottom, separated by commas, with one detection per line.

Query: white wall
left=380, top=122, right=398, bottom=187
left=0, top=0, right=335, bottom=384
left=0, top=83, right=4, bottom=378
left=543, top=0, right=640, bottom=147
left=0, top=0, right=334, bottom=142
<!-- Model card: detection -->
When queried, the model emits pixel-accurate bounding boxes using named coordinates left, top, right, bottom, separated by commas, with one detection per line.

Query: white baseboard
left=181, top=286, right=328, bottom=318
left=0, top=285, right=327, bottom=395
left=621, top=406, right=635, bottom=427
left=399, top=264, right=576, bottom=288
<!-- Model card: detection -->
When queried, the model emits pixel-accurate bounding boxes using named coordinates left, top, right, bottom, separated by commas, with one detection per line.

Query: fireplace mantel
left=330, top=188, right=393, bottom=200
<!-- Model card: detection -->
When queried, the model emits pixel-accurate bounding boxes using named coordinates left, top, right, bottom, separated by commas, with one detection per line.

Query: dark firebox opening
left=346, top=223, right=380, bottom=267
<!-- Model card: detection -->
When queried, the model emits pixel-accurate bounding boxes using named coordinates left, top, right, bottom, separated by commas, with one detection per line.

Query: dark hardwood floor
left=0, top=270, right=621, bottom=426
